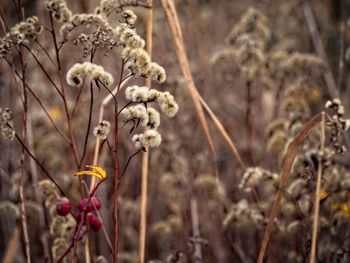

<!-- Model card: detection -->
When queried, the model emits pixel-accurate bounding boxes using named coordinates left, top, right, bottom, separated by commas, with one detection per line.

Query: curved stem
left=79, top=82, right=94, bottom=167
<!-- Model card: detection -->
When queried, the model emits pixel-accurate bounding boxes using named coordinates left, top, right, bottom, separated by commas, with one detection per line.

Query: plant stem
left=310, top=112, right=325, bottom=263
left=18, top=45, right=31, bottom=263
left=113, top=113, right=121, bottom=262
left=79, top=83, right=94, bottom=167
left=113, top=61, right=125, bottom=263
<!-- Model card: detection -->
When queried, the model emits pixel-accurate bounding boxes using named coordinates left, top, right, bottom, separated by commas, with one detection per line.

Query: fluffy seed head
left=93, top=120, right=111, bottom=140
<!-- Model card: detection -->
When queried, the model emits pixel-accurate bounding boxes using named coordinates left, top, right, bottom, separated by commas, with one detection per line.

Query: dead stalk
left=2, top=226, right=20, bottom=263
left=190, top=198, right=202, bottom=262
left=257, top=113, right=322, bottom=263
left=160, top=0, right=246, bottom=172
left=160, top=0, right=216, bottom=158
left=310, top=112, right=325, bottom=263
left=139, top=1, right=153, bottom=262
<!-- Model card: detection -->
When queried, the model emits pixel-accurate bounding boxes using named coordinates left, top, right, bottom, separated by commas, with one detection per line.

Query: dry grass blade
left=139, top=1, right=153, bottom=262
left=198, top=95, right=246, bottom=170
left=160, top=0, right=245, bottom=171
left=2, top=226, right=20, bottom=263
left=140, top=148, right=149, bottom=263
left=310, top=112, right=325, bottom=263
left=257, top=113, right=322, bottom=263
left=160, top=0, right=216, bottom=158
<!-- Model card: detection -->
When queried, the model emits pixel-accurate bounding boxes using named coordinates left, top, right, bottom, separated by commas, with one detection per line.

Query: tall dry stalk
left=310, top=112, right=326, bottom=263
left=160, top=0, right=216, bottom=157
left=190, top=198, right=202, bottom=262
left=257, top=113, right=322, bottom=263
left=2, top=226, right=20, bottom=263
left=139, top=1, right=154, bottom=262
left=160, top=0, right=245, bottom=171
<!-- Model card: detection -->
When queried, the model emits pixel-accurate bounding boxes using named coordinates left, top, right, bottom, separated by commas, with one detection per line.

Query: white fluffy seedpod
left=93, top=120, right=111, bottom=140
left=157, top=92, right=179, bottom=117
left=146, top=62, right=166, bottom=83
left=287, top=178, right=307, bottom=199
left=239, top=167, right=263, bottom=191
left=131, top=86, right=150, bottom=102
left=132, top=134, right=143, bottom=149
left=325, top=100, right=332, bottom=108
left=125, top=85, right=138, bottom=100
left=66, top=63, right=86, bottom=86
left=148, top=89, right=161, bottom=101
left=121, top=10, right=137, bottom=27
left=66, top=62, right=114, bottom=87
left=147, top=108, right=161, bottom=129
left=132, top=129, right=162, bottom=149
left=141, top=129, right=162, bottom=147
left=133, top=49, right=151, bottom=67
left=121, top=104, right=149, bottom=126
left=120, top=28, right=137, bottom=45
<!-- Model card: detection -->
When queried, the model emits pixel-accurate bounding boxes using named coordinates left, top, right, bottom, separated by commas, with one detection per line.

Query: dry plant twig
left=160, top=0, right=216, bottom=158
left=310, top=112, right=325, bottom=263
left=2, top=226, right=20, bottom=263
left=160, top=0, right=245, bottom=171
left=258, top=113, right=322, bottom=263
left=139, top=2, right=153, bottom=261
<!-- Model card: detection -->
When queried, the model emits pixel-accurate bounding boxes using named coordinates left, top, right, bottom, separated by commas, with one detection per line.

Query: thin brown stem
left=70, top=83, right=85, bottom=118
left=79, top=82, right=94, bottom=167
left=49, top=10, right=80, bottom=168
left=11, top=130, right=67, bottom=197
left=18, top=45, right=31, bottom=263
left=22, top=44, right=63, bottom=98
left=310, top=112, right=326, bottom=263
left=34, top=39, right=56, bottom=67
left=72, top=179, right=106, bottom=262
left=5, top=59, right=70, bottom=144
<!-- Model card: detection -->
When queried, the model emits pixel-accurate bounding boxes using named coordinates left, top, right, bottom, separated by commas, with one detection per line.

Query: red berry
left=77, top=197, right=101, bottom=212
left=56, top=198, right=71, bottom=216
left=90, top=197, right=101, bottom=211
left=77, top=198, right=88, bottom=211
left=87, top=213, right=101, bottom=231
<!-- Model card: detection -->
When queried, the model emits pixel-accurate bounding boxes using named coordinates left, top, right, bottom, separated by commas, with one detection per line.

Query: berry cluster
left=56, top=196, right=102, bottom=232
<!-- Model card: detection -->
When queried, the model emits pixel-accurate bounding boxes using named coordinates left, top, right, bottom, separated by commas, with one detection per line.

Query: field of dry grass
left=0, top=0, right=350, bottom=262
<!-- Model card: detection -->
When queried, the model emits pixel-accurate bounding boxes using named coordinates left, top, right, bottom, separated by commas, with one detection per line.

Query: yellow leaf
left=87, top=165, right=107, bottom=179
left=74, top=165, right=107, bottom=180
left=75, top=171, right=104, bottom=179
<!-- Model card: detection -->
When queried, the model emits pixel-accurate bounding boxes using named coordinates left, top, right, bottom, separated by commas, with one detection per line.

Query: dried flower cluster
left=44, top=0, right=72, bottom=23
left=73, top=27, right=119, bottom=58
left=93, top=120, right=111, bottom=140
left=121, top=85, right=178, bottom=149
left=0, top=107, right=15, bottom=140
left=0, top=16, right=42, bottom=57
left=239, top=166, right=278, bottom=193
left=118, top=10, right=166, bottom=83
left=66, top=61, right=114, bottom=87
left=97, top=0, right=148, bottom=17
left=59, top=13, right=115, bottom=40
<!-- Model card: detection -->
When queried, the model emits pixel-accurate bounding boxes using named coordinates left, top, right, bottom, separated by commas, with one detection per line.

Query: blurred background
left=1, top=0, right=350, bottom=262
